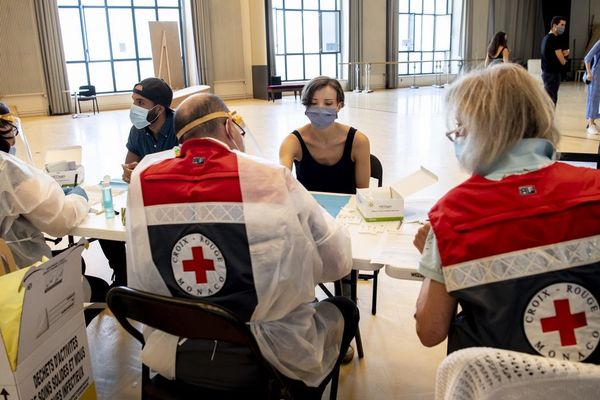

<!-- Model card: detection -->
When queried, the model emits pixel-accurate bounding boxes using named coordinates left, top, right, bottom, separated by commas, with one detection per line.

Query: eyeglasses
left=445, top=125, right=465, bottom=142
left=0, top=123, right=18, bottom=139
left=232, top=120, right=246, bottom=137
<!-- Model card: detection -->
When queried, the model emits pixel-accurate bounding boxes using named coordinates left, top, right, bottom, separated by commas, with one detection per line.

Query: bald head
left=174, top=93, right=229, bottom=142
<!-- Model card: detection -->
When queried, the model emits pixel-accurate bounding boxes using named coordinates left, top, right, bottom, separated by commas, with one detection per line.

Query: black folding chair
left=107, top=286, right=292, bottom=400
left=77, top=85, right=99, bottom=114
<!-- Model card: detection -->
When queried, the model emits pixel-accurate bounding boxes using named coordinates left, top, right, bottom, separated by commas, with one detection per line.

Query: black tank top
left=292, top=127, right=357, bottom=194
left=492, top=46, right=505, bottom=60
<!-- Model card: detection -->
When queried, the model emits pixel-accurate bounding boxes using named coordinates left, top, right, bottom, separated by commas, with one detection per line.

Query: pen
left=74, top=173, right=78, bottom=187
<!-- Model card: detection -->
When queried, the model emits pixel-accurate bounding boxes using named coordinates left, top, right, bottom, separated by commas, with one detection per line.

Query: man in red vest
left=126, top=93, right=359, bottom=396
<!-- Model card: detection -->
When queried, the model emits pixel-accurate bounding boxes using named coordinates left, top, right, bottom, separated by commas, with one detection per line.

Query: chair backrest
left=78, top=85, right=96, bottom=96
left=106, top=286, right=289, bottom=395
left=435, top=347, right=600, bottom=400
left=370, top=154, right=383, bottom=187
left=0, top=239, right=17, bottom=276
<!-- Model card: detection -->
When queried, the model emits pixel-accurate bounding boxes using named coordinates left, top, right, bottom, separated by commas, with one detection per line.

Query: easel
left=157, top=31, right=172, bottom=88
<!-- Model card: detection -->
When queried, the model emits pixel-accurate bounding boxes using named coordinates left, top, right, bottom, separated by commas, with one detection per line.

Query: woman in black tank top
left=485, top=31, right=510, bottom=67
left=279, top=76, right=371, bottom=194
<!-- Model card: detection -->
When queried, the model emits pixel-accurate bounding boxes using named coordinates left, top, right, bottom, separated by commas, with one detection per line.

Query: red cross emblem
left=182, top=246, right=215, bottom=284
left=540, top=299, right=587, bottom=346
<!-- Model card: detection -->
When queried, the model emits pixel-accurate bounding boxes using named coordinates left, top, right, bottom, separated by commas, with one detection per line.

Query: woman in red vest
left=413, top=64, right=600, bottom=364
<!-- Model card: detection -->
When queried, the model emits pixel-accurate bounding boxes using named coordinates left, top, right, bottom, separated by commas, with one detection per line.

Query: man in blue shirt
left=101, top=78, right=178, bottom=287
left=122, top=77, right=178, bottom=182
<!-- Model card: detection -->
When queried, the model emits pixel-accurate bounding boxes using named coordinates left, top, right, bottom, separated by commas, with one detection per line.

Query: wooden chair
left=107, top=286, right=297, bottom=400
left=77, top=85, right=99, bottom=114
left=358, top=154, right=384, bottom=315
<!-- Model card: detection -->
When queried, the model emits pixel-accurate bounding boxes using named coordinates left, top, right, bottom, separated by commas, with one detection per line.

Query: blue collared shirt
left=126, top=111, right=178, bottom=158
left=418, top=139, right=557, bottom=283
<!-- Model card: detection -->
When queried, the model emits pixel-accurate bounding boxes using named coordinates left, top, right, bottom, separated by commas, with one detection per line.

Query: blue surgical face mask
left=556, top=26, right=565, bottom=35
left=305, top=106, right=337, bottom=130
left=129, top=104, right=160, bottom=129
left=8, top=146, right=16, bottom=156
left=454, top=137, right=465, bottom=160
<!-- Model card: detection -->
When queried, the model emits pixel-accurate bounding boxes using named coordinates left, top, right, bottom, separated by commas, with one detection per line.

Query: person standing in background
left=584, top=38, right=600, bottom=135
left=485, top=31, right=510, bottom=67
left=540, top=16, right=570, bottom=105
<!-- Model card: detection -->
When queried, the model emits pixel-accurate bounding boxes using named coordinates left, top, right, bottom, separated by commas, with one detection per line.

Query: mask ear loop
left=224, top=118, right=241, bottom=151
left=147, top=104, right=162, bottom=125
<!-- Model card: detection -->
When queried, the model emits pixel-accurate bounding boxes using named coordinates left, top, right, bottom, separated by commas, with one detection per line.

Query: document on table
left=371, top=222, right=423, bottom=267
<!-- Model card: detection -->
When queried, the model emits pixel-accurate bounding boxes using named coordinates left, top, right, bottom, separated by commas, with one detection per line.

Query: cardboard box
left=46, top=165, right=85, bottom=188
left=0, top=244, right=97, bottom=400
left=356, top=167, right=438, bottom=221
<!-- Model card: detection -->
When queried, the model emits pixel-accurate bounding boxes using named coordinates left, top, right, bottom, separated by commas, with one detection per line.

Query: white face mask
left=129, top=104, right=160, bottom=129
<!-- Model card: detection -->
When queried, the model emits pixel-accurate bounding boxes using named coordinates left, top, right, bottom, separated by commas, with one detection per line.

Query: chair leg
left=371, top=270, right=379, bottom=315
left=329, top=363, right=340, bottom=400
left=355, top=325, right=364, bottom=358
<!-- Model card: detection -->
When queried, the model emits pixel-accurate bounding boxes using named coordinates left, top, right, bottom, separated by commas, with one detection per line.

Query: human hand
left=63, top=185, right=88, bottom=201
left=562, top=49, right=570, bottom=57
left=413, top=223, right=431, bottom=254
left=121, top=161, right=138, bottom=183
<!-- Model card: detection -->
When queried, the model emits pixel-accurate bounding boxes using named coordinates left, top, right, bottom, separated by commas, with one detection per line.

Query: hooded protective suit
left=0, top=152, right=88, bottom=267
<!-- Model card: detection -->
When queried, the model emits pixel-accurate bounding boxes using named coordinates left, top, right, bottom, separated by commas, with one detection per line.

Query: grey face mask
left=8, top=146, right=16, bottom=156
left=556, top=26, right=565, bottom=35
left=305, top=106, right=337, bottom=130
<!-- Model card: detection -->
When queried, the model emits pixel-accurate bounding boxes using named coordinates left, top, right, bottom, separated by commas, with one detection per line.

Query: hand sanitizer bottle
left=102, top=175, right=115, bottom=219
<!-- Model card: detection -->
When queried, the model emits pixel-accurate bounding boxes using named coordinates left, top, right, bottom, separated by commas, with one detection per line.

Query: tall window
left=271, top=0, right=342, bottom=82
left=398, top=0, right=452, bottom=75
left=57, top=0, right=183, bottom=93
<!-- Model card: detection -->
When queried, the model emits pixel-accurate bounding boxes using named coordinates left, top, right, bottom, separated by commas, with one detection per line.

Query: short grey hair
left=174, top=93, right=229, bottom=142
left=446, top=63, right=559, bottom=173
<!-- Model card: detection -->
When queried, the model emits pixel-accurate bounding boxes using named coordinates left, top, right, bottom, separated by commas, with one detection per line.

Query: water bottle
left=102, top=175, right=115, bottom=219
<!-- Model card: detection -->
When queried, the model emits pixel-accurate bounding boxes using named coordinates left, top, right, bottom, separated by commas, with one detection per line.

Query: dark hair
left=0, top=138, right=10, bottom=153
left=487, top=31, right=508, bottom=58
left=301, top=76, right=344, bottom=107
left=550, top=16, right=566, bottom=28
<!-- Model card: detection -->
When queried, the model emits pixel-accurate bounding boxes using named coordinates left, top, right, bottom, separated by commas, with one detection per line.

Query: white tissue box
left=356, top=167, right=438, bottom=221
left=46, top=164, right=85, bottom=187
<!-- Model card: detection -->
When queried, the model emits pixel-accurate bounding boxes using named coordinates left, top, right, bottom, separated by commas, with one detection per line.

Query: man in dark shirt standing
left=100, top=77, right=178, bottom=287
left=541, top=16, right=570, bottom=105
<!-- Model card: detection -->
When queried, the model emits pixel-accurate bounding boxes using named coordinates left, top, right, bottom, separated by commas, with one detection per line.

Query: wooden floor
left=17, top=81, right=598, bottom=400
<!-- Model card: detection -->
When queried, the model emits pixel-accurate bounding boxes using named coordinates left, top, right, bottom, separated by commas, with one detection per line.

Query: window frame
left=398, top=0, right=453, bottom=76
left=271, top=0, right=343, bottom=82
left=58, top=0, right=186, bottom=94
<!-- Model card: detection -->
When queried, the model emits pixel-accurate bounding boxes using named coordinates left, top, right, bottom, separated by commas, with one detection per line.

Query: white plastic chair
left=436, top=347, right=600, bottom=400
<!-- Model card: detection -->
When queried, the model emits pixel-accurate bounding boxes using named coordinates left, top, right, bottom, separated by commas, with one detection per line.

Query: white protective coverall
left=0, top=152, right=88, bottom=267
left=126, top=138, right=353, bottom=386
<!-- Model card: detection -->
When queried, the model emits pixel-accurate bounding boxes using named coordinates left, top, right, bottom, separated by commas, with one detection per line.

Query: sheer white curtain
left=348, top=0, right=363, bottom=90
left=385, top=0, right=398, bottom=88
left=34, top=0, right=72, bottom=115
left=190, top=0, right=214, bottom=87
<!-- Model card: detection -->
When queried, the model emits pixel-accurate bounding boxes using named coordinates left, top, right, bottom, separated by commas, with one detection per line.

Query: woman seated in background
left=485, top=31, right=510, bottom=66
left=413, top=64, right=600, bottom=364
left=279, top=76, right=370, bottom=194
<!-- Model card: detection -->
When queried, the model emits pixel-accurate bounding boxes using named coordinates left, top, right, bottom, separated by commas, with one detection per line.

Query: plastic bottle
left=102, top=175, right=115, bottom=219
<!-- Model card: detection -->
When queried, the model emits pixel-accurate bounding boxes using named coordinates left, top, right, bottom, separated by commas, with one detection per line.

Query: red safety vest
left=429, top=162, right=600, bottom=363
